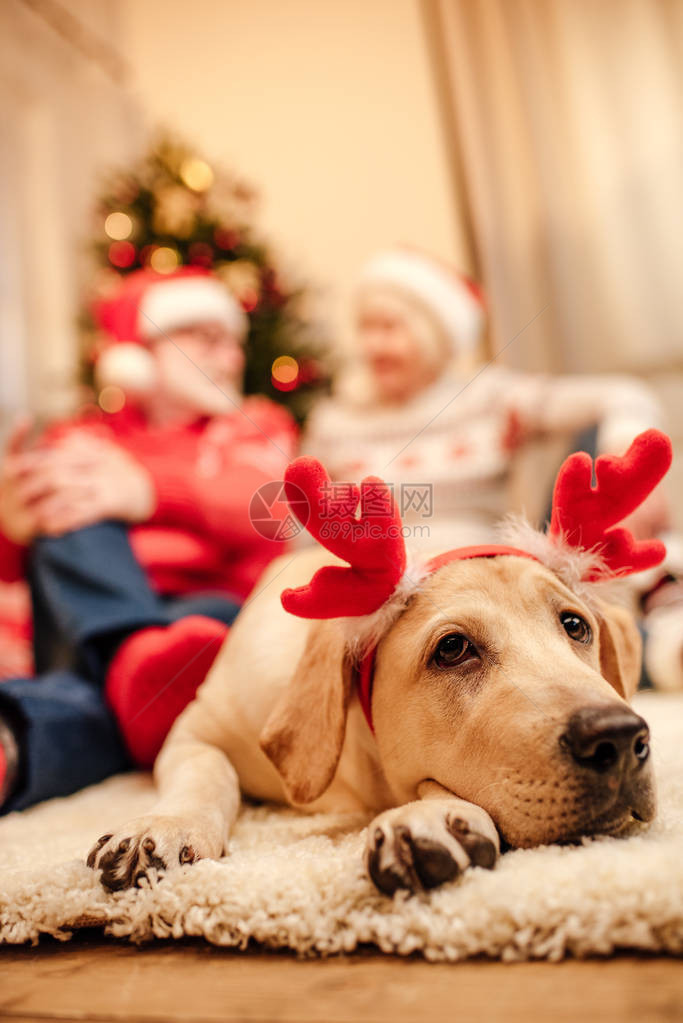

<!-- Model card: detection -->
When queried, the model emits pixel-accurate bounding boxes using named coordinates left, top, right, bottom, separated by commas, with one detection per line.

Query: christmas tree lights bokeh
left=80, top=134, right=329, bottom=423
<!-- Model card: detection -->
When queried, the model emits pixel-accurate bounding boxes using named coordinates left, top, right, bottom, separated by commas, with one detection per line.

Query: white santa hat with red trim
left=93, top=267, right=248, bottom=393
left=356, top=247, right=485, bottom=356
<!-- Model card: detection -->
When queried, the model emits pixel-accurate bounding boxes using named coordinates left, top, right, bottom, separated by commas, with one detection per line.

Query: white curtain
left=428, top=0, right=683, bottom=375
left=0, top=0, right=142, bottom=427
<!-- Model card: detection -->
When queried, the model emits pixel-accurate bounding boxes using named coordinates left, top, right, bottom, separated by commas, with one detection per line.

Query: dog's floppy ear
left=596, top=600, right=642, bottom=701
left=259, top=619, right=353, bottom=804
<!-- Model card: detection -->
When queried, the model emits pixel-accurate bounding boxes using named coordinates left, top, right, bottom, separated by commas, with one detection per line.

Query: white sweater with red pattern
left=304, top=366, right=661, bottom=549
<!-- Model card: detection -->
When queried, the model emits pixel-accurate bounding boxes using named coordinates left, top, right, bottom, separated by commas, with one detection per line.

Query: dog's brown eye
left=433, top=633, right=477, bottom=669
left=560, top=612, right=592, bottom=644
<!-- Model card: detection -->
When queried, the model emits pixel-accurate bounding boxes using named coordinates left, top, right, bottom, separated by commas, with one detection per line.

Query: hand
left=1, top=422, right=155, bottom=541
left=0, top=419, right=43, bottom=544
left=26, top=432, right=156, bottom=537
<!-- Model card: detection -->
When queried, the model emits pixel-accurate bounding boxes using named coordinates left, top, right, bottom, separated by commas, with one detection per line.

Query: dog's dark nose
left=561, top=706, right=650, bottom=775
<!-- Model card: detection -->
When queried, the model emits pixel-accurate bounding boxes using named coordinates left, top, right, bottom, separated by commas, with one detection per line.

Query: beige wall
left=120, top=0, right=469, bottom=346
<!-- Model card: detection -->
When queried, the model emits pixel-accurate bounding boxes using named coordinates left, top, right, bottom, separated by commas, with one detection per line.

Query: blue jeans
left=0, top=522, right=240, bottom=814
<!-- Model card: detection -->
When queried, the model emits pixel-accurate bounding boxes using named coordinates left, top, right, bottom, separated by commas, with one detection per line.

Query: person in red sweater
left=0, top=268, right=296, bottom=812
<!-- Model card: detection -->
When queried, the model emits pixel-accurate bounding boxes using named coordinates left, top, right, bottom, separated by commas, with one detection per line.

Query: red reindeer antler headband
left=548, top=428, right=670, bottom=578
left=280, top=459, right=406, bottom=618
left=281, top=429, right=672, bottom=729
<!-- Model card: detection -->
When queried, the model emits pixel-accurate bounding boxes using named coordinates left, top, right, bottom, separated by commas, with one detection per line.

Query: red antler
left=280, top=457, right=407, bottom=618
left=549, top=429, right=672, bottom=578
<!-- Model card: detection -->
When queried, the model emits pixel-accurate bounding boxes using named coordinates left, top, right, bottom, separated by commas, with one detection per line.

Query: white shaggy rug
left=1, top=692, right=682, bottom=961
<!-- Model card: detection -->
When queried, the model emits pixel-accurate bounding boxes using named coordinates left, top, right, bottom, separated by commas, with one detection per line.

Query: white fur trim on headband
left=496, top=516, right=625, bottom=608
left=341, top=522, right=620, bottom=659
left=140, top=277, right=248, bottom=340
left=358, top=250, right=484, bottom=354
left=343, top=560, right=430, bottom=661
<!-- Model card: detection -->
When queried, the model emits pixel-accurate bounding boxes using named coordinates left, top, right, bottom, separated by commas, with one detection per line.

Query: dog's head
left=370, top=555, right=651, bottom=846
left=260, top=431, right=671, bottom=848
left=260, top=554, right=651, bottom=846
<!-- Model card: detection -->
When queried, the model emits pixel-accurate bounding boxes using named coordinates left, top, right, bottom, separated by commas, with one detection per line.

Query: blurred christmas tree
left=81, top=134, right=329, bottom=423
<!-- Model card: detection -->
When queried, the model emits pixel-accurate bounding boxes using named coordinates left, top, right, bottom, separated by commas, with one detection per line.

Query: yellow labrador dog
left=87, top=431, right=670, bottom=895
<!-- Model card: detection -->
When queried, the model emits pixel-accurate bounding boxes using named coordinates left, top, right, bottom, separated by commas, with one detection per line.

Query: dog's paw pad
left=367, top=827, right=411, bottom=895
left=409, top=834, right=461, bottom=888
left=447, top=816, right=497, bottom=869
left=367, top=823, right=460, bottom=895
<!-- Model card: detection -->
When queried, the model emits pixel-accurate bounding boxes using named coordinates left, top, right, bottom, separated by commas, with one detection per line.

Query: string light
left=214, top=227, right=238, bottom=250
left=150, top=246, right=179, bottom=273
left=108, top=241, right=136, bottom=268
left=98, top=385, right=126, bottom=413
left=271, top=355, right=299, bottom=392
left=179, top=158, right=214, bottom=192
left=188, top=241, right=214, bottom=267
left=241, top=289, right=259, bottom=312
left=104, top=211, right=133, bottom=240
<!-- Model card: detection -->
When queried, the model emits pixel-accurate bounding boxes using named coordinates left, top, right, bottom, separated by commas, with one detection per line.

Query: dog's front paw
left=366, top=799, right=499, bottom=896
left=86, top=814, right=224, bottom=891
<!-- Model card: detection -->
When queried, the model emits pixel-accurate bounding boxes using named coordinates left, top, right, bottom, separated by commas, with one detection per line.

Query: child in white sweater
left=305, top=247, right=682, bottom=688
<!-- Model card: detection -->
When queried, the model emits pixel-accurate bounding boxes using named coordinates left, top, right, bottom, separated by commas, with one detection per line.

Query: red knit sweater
left=0, top=399, right=297, bottom=600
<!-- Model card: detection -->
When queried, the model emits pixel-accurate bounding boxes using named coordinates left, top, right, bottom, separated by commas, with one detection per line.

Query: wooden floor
left=0, top=936, right=681, bottom=1023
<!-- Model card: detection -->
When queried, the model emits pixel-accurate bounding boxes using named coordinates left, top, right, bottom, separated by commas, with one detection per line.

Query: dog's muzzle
left=560, top=704, right=656, bottom=829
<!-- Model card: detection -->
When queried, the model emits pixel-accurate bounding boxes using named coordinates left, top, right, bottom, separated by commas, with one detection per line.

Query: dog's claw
left=86, top=833, right=113, bottom=869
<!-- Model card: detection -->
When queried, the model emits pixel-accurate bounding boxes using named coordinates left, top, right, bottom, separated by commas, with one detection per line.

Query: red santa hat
left=93, top=267, right=248, bottom=393
left=356, top=247, right=485, bottom=356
